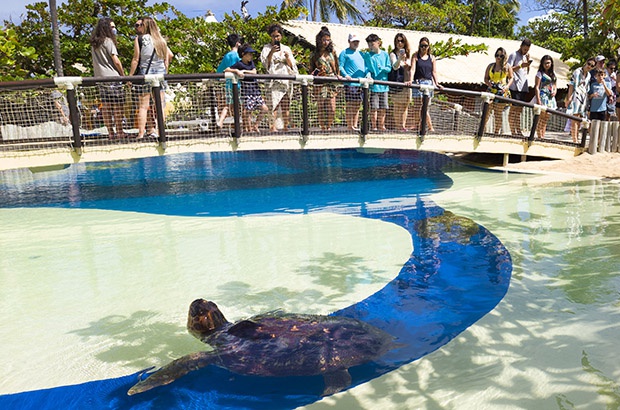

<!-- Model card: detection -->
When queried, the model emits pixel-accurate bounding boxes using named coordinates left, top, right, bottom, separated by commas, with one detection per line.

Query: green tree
left=284, top=0, right=364, bottom=23
left=0, top=25, right=38, bottom=80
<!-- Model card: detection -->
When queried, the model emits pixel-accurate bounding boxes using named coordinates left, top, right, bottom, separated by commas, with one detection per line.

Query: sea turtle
left=127, top=299, right=395, bottom=396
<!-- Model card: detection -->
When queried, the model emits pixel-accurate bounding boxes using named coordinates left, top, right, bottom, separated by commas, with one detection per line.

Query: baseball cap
left=595, top=55, right=606, bottom=62
left=348, top=33, right=360, bottom=42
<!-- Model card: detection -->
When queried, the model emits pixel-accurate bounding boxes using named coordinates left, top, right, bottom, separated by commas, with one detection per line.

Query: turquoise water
left=0, top=149, right=618, bottom=409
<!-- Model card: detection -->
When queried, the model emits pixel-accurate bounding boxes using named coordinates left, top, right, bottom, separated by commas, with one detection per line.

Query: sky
left=0, top=0, right=544, bottom=29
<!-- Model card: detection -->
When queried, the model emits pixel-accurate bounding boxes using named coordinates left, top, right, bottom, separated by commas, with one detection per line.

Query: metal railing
left=1, top=72, right=609, bottom=162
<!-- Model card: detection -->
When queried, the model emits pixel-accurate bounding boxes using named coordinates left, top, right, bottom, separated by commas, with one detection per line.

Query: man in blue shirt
left=216, top=34, right=242, bottom=128
left=363, top=34, right=391, bottom=131
left=339, top=33, right=366, bottom=131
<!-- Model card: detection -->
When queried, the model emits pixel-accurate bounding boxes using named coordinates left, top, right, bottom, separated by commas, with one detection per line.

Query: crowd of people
left=485, top=38, right=619, bottom=141
left=215, top=25, right=442, bottom=133
left=87, top=18, right=618, bottom=140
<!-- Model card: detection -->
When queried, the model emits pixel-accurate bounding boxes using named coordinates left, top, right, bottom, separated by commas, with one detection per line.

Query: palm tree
left=49, top=0, right=64, bottom=76
left=283, top=0, right=365, bottom=23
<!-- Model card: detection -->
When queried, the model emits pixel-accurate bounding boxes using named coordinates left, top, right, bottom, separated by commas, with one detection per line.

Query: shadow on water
left=0, top=149, right=512, bottom=409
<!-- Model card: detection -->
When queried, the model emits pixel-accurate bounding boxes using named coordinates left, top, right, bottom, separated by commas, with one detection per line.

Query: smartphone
left=312, top=68, right=320, bottom=76
left=274, top=40, right=280, bottom=47
left=399, top=49, right=405, bottom=56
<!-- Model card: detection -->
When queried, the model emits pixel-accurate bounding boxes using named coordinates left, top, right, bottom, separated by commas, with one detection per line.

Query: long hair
left=142, top=17, right=168, bottom=59
left=418, top=37, right=432, bottom=56
left=494, top=47, right=508, bottom=74
left=90, top=17, right=116, bottom=49
left=539, top=54, right=556, bottom=82
left=393, top=33, right=410, bottom=59
left=311, top=26, right=336, bottom=71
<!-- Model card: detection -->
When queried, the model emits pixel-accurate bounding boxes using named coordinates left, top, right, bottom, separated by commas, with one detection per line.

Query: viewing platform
left=1, top=72, right=615, bottom=171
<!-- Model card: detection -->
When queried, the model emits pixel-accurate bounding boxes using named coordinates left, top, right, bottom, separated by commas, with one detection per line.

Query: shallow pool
left=0, top=149, right=618, bottom=409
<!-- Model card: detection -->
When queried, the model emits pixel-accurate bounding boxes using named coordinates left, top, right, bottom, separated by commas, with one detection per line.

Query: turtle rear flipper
left=127, top=351, right=215, bottom=395
left=322, top=369, right=352, bottom=396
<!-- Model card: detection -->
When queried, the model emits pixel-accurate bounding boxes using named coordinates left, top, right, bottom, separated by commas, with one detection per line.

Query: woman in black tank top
left=411, top=37, right=440, bottom=133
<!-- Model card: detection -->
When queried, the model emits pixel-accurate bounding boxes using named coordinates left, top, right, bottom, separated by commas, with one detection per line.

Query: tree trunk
left=582, top=0, right=588, bottom=38
left=49, top=0, right=64, bottom=76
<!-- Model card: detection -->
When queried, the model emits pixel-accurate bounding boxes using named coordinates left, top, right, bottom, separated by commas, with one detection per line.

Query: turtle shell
left=206, top=312, right=393, bottom=377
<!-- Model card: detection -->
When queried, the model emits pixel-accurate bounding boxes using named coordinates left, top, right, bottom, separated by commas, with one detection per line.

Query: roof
left=282, top=20, right=571, bottom=89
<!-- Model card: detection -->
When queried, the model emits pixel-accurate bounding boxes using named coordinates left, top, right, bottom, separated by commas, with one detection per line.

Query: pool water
left=0, top=149, right=618, bottom=409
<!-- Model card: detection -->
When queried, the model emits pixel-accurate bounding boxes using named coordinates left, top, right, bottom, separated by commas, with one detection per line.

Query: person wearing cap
left=362, top=33, right=391, bottom=131
left=339, top=33, right=366, bottom=131
left=225, top=43, right=268, bottom=133
left=507, top=38, right=533, bottom=137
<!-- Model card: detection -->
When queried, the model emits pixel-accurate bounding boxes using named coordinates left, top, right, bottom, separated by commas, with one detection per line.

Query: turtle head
left=187, top=299, right=229, bottom=339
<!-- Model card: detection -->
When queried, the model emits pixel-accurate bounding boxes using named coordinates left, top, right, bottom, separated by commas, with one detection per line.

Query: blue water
left=0, top=149, right=511, bottom=409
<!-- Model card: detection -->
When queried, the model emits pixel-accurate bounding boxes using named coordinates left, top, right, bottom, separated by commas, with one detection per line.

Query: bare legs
left=483, top=102, right=507, bottom=134
left=318, top=95, right=336, bottom=130
left=536, top=112, right=549, bottom=139
left=509, top=106, right=523, bottom=136
left=102, top=101, right=125, bottom=139
left=371, top=109, right=386, bottom=130
left=270, top=94, right=291, bottom=131
left=137, top=91, right=163, bottom=139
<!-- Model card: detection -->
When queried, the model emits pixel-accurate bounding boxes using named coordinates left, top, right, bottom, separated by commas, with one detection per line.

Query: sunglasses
left=397, top=39, right=404, bottom=43
left=420, top=44, right=429, bottom=48
left=588, top=63, right=596, bottom=67
left=135, top=23, right=143, bottom=27
left=609, top=66, right=617, bottom=70
left=495, top=54, right=505, bottom=58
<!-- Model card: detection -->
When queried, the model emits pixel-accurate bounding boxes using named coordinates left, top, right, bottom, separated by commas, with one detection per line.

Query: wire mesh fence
left=0, top=74, right=599, bottom=161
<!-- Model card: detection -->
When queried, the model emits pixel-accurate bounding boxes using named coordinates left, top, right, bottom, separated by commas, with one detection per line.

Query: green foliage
left=2, top=1, right=307, bottom=79
left=366, top=0, right=471, bottom=34
left=518, top=3, right=616, bottom=68
left=433, top=37, right=488, bottom=60
left=0, top=26, right=38, bottom=81
left=170, top=6, right=308, bottom=74
left=366, top=0, right=518, bottom=37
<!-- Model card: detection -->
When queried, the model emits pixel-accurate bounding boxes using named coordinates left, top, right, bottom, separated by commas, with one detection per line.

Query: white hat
left=348, top=33, right=360, bottom=42
left=595, top=55, right=606, bottom=62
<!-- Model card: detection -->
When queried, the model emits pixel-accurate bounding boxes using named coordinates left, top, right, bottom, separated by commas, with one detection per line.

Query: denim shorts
left=412, top=79, right=434, bottom=98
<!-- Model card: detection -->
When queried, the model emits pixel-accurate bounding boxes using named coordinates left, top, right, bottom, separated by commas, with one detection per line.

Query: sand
left=502, top=152, right=620, bottom=179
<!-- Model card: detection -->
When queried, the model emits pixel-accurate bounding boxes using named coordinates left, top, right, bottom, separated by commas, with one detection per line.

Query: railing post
left=54, top=77, right=83, bottom=153
left=589, top=119, right=600, bottom=154
left=226, top=72, right=241, bottom=139
left=580, top=119, right=589, bottom=148
left=477, top=93, right=494, bottom=141
left=146, top=74, right=166, bottom=147
left=529, top=105, right=544, bottom=144
left=360, top=78, right=372, bottom=138
left=453, top=103, right=462, bottom=133
left=296, top=75, right=313, bottom=138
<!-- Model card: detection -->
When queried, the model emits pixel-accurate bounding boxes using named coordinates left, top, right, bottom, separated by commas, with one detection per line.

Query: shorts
left=412, top=79, right=434, bottom=98
left=98, top=83, right=125, bottom=103
left=590, top=111, right=606, bottom=121
left=510, top=90, right=529, bottom=102
left=244, top=93, right=266, bottom=112
left=344, top=85, right=363, bottom=102
left=370, top=91, right=389, bottom=110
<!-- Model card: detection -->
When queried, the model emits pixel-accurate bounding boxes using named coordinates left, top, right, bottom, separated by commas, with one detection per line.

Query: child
left=362, top=34, right=391, bottom=131
left=225, top=44, right=269, bottom=133
left=216, top=33, right=242, bottom=128
left=588, top=68, right=613, bottom=121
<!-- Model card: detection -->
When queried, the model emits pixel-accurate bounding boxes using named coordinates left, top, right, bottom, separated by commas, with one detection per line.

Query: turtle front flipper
left=322, top=369, right=352, bottom=396
left=127, top=351, right=215, bottom=395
